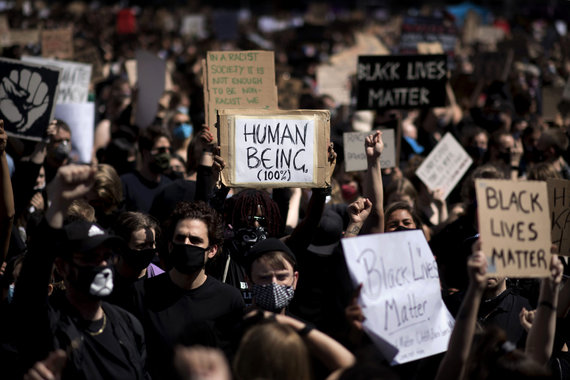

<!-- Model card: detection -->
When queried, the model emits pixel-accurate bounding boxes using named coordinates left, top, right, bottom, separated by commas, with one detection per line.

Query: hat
left=307, top=209, right=343, bottom=256
left=61, top=220, right=123, bottom=256
left=245, top=238, right=296, bottom=269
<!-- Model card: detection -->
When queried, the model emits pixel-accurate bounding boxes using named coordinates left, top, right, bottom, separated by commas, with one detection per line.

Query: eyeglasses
left=247, top=215, right=266, bottom=225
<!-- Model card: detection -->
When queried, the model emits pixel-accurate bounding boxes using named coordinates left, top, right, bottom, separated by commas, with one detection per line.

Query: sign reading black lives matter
left=0, top=58, right=61, bottom=140
left=357, top=54, right=447, bottom=110
left=476, top=179, right=552, bottom=278
left=218, top=109, right=331, bottom=188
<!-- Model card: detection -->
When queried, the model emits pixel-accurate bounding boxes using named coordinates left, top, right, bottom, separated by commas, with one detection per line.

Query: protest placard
left=22, top=56, right=92, bottom=104
left=218, top=109, right=330, bottom=188
left=42, top=27, right=74, bottom=60
left=417, top=42, right=444, bottom=55
left=547, top=179, right=570, bottom=256
left=357, top=54, right=447, bottom=110
left=316, top=64, right=351, bottom=105
left=9, top=29, right=40, bottom=46
left=205, top=50, right=278, bottom=129
left=341, top=230, right=454, bottom=364
left=54, top=102, right=94, bottom=163
left=476, top=179, right=551, bottom=277
left=0, top=58, right=61, bottom=140
left=180, top=15, right=207, bottom=38
left=134, top=50, right=166, bottom=128
left=343, top=129, right=396, bottom=172
left=400, top=16, right=458, bottom=56
left=415, top=133, right=472, bottom=199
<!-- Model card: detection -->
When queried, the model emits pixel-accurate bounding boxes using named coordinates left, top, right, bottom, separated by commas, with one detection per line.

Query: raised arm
left=434, top=240, right=487, bottom=380
left=362, top=131, right=384, bottom=234
left=0, top=120, right=14, bottom=263
left=344, top=198, right=372, bottom=238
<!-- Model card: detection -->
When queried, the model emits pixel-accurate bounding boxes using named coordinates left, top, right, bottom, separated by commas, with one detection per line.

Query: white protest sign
left=135, top=50, right=166, bottom=128
left=22, top=56, right=92, bottom=104
left=343, top=129, right=396, bottom=171
left=416, top=133, right=472, bottom=199
left=54, top=102, right=94, bottom=163
left=342, top=230, right=454, bottom=364
left=180, top=15, right=207, bottom=38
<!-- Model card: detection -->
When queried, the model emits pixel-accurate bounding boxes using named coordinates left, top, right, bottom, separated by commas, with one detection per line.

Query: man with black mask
left=12, top=165, right=149, bottom=379
left=131, top=201, right=244, bottom=380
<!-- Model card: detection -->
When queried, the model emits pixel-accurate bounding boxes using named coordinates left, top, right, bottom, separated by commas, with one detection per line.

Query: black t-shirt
left=121, top=171, right=171, bottom=213
left=149, top=179, right=196, bottom=223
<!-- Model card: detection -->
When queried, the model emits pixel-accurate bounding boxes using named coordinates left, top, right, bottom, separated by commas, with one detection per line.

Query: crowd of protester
left=1, top=1, right=570, bottom=379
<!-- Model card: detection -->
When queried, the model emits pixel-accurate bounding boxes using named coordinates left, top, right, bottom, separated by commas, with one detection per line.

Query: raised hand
left=23, top=349, right=67, bottom=380
left=347, top=198, right=372, bottom=225
left=468, top=240, right=487, bottom=291
left=519, top=307, right=535, bottom=333
left=365, top=130, right=384, bottom=160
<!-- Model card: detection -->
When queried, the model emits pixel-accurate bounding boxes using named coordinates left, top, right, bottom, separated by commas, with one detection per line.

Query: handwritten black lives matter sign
left=357, top=54, right=447, bottom=110
left=476, top=179, right=552, bottom=277
left=0, top=58, right=61, bottom=140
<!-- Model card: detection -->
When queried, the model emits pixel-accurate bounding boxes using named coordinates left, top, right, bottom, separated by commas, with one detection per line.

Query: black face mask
left=149, top=152, right=171, bottom=173
left=122, top=248, right=156, bottom=273
left=68, top=263, right=114, bottom=299
left=170, top=243, right=207, bottom=274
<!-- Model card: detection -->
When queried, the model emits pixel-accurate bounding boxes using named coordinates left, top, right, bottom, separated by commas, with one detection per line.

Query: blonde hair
left=93, top=164, right=123, bottom=214
left=233, top=322, right=312, bottom=380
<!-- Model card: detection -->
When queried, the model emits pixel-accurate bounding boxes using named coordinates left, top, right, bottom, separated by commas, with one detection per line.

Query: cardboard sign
left=415, top=133, right=472, bottom=199
left=218, top=109, right=330, bottom=188
left=476, top=179, right=551, bottom=277
left=547, top=179, right=570, bottom=256
left=22, top=57, right=92, bottom=104
left=343, top=129, right=396, bottom=172
left=205, top=50, right=278, bottom=128
left=400, top=16, right=458, bottom=56
left=54, top=102, right=94, bottom=163
left=0, top=58, right=61, bottom=140
left=341, top=230, right=454, bottom=364
left=134, top=50, right=166, bottom=128
left=42, top=27, right=74, bottom=60
left=316, top=64, right=351, bottom=105
left=9, top=29, right=40, bottom=46
left=357, top=54, right=447, bottom=110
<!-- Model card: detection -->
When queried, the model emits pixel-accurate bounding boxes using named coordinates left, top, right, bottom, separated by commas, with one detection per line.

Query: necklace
left=87, top=311, right=107, bottom=336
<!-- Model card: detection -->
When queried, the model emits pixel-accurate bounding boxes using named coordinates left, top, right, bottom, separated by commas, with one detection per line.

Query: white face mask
left=89, top=267, right=114, bottom=297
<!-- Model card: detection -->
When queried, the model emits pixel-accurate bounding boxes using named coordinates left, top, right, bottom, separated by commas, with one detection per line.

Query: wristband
left=297, top=324, right=314, bottom=336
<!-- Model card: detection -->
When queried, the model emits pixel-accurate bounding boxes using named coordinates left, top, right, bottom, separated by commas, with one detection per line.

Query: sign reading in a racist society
left=547, top=179, right=570, bottom=256
left=0, top=58, right=61, bottom=140
left=343, top=129, right=396, bottom=172
left=342, top=230, right=454, bottom=364
left=476, top=179, right=552, bottom=277
left=357, top=54, right=447, bottom=110
left=218, top=109, right=330, bottom=188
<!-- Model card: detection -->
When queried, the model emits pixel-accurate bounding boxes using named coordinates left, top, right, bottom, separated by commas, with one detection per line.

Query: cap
left=245, top=238, right=296, bottom=269
left=307, top=209, right=343, bottom=256
left=61, top=220, right=123, bottom=256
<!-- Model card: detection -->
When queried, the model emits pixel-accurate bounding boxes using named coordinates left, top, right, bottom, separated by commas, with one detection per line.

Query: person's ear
left=292, top=271, right=299, bottom=290
left=47, top=283, right=54, bottom=296
left=207, top=245, right=218, bottom=259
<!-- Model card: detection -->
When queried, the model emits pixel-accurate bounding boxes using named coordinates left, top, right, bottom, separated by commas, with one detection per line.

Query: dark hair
left=114, top=211, right=160, bottom=244
left=540, top=127, right=569, bottom=156
left=461, top=164, right=504, bottom=203
left=231, top=190, right=282, bottom=237
left=53, top=119, right=71, bottom=134
left=138, top=124, right=172, bottom=153
left=384, top=201, right=423, bottom=230
left=165, top=201, right=223, bottom=249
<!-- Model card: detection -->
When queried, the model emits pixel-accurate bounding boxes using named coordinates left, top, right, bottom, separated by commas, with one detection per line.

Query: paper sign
left=134, top=50, right=166, bottom=128
left=343, top=129, right=396, bottom=171
left=415, top=133, right=472, bottom=199
left=357, top=54, right=447, bottom=110
left=42, top=27, right=74, bottom=60
left=0, top=58, right=61, bottom=140
left=205, top=50, right=278, bottom=128
left=218, top=109, right=330, bottom=188
left=341, top=230, right=454, bottom=364
left=476, top=179, right=551, bottom=277
left=317, top=64, right=351, bottom=105
left=22, top=56, right=92, bottom=104
left=547, top=179, right=570, bottom=256
left=54, top=102, right=94, bottom=163
left=180, top=15, right=207, bottom=38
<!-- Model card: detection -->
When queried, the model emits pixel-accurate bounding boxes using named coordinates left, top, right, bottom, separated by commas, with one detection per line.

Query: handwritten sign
left=476, top=179, right=551, bottom=277
left=0, top=58, right=61, bottom=140
left=205, top=50, right=278, bottom=128
left=343, top=129, right=396, bottom=172
left=341, top=230, right=454, bottom=364
left=218, top=109, right=330, bottom=188
left=42, top=27, right=73, bottom=60
left=415, top=133, right=472, bottom=199
left=22, top=57, right=92, bottom=104
left=547, top=179, right=570, bottom=256
left=357, top=54, right=447, bottom=110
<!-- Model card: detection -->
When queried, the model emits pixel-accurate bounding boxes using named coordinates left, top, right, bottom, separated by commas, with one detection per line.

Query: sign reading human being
left=357, top=54, right=447, bottom=110
left=218, top=109, right=330, bottom=188
left=415, top=133, right=472, bottom=199
left=343, top=129, right=396, bottom=171
left=547, top=179, right=570, bottom=256
left=0, top=58, right=61, bottom=140
left=342, top=230, right=454, bottom=364
left=476, top=179, right=552, bottom=277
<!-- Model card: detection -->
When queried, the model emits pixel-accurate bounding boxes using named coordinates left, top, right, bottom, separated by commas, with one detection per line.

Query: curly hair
left=231, top=189, right=282, bottom=237
left=165, top=201, right=223, bottom=249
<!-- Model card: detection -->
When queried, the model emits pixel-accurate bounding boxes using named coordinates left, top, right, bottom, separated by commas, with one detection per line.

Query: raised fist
left=0, top=69, right=49, bottom=132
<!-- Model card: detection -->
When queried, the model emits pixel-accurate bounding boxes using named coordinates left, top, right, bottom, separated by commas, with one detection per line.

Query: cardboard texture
left=415, top=133, right=472, bottom=199
left=343, top=129, right=396, bottom=172
left=0, top=58, right=61, bottom=140
left=476, top=179, right=551, bottom=277
left=42, top=27, right=74, bottom=60
left=54, top=102, right=94, bottom=163
left=134, top=50, right=166, bottom=128
left=205, top=51, right=278, bottom=130
left=218, top=109, right=330, bottom=188
left=547, top=179, right=570, bottom=256
left=9, top=29, right=40, bottom=46
left=357, top=54, right=447, bottom=110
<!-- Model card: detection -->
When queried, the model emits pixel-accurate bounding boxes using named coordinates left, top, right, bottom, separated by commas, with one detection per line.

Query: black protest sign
left=0, top=58, right=61, bottom=140
left=357, top=54, right=447, bottom=110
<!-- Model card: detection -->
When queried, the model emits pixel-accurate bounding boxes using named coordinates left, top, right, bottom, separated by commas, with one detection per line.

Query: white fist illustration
left=0, top=69, right=49, bottom=132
